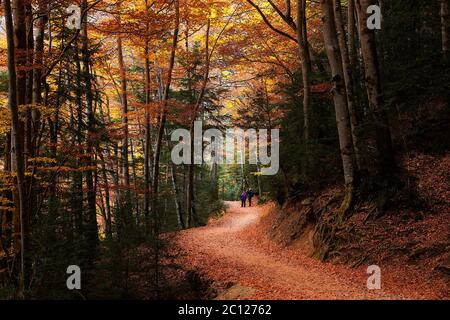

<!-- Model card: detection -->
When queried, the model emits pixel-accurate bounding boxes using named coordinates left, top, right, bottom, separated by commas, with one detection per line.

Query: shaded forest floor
left=168, top=198, right=448, bottom=300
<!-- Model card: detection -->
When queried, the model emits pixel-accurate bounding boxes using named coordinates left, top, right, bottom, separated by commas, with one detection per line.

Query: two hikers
left=240, top=188, right=255, bottom=207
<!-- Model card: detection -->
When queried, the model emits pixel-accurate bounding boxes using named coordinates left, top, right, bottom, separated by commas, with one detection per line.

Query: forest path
left=174, top=201, right=407, bottom=300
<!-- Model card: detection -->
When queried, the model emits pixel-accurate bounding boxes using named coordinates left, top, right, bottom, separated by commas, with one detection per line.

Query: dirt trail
left=174, top=201, right=421, bottom=300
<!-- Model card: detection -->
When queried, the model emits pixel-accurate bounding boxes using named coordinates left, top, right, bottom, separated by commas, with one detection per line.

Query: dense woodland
left=0, top=0, right=449, bottom=299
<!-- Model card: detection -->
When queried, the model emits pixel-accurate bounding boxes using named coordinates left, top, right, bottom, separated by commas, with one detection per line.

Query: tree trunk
left=32, top=5, right=48, bottom=149
left=81, top=0, right=98, bottom=250
left=165, top=132, right=185, bottom=229
left=99, top=151, right=112, bottom=240
left=356, top=0, right=395, bottom=178
left=348, top=0, right=357, bottom=69
left=25, top=2, right=34, bottom=161
left=320, top=0, right=355, bottom=201
left=296, top=0, right=312, bottom=143
left=333, top=0, right=361, bottom=170
left=143, top=0, right=153, bottom=224
left=152, top=0, right=180, bottom=234
left=187, top=19, right=211, bottom=228
left=4, top=0, right=28, bottom=295
left=73, top=43, right=85, bottom=242
left=130, top=139, right=139, bottom=216
left=116, top=17, right=133, bottom=234
left=117, top=22, right=130, bottom=191
left=97, top=103, right=113, bottom=239
left=1, top=133, right=12, bottom=254
left=186, top=125, right=195, bottom=228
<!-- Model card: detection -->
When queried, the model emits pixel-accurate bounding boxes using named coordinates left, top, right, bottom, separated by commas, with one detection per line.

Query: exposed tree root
left=312, top=188, right=359, bottom=262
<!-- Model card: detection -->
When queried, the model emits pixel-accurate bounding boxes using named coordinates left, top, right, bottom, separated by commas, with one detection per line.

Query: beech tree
left=320, top=0, right=355, bottom=209
left=152, top=0, right=180, bottom=233
left=333, top=0, right=360, bottom=169
left=356, top=0, right=395, bottom=178
left=3, top=0, right=28, bottom=295
left=245, top=0, right=312, bottom=143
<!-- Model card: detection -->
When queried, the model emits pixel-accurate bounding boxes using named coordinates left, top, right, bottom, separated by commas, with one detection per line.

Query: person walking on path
left=247, top=189, right=254, bottom=207
left=240, top=191, right=247, bottom=207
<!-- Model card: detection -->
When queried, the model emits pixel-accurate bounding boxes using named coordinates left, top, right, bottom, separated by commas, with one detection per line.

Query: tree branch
left=245, top=0, right=298, bottom=43
left=267, top=0, right=297, bottom=30
left=41, top=0, right=102, bottom=80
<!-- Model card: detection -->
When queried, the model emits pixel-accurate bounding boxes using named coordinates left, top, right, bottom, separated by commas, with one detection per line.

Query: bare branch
left=41, top=0, right=102, bottom=80
left=245, top=0, right=298, bottom=43
left=267, top=0, right=297, bottom=30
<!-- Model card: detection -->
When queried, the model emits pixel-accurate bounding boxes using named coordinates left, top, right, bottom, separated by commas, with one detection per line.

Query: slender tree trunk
left=81, top=0, right=98, bottom=250
left=105, top=145, right=121, bottom=218
left=48, top=66, right=63, bottom=203
left=348, top=0, right=357, bottom=68
left=333, top=0, right=361, bottom=170
left=32, top=4, right=47, bottom=148
left=25, top=2, right=33, bottom=160
left=97, top=103, right=114, bottom=239
left=4, top=0, right=28, bottom=295
left=143, top=65, right=153, bottom=220
left=73, top=43, right=85, bottom=241
left=165, top=132, right=185, bottom=229
left=116, top=17, right=133, bottom=234
left=186, top=126, right=195, bottom=228
left=187, top=19, right=211, bottom=228
left=130, top=139, right=139, bottom=216
left=143, top=0, right=153, bottom=224
left=356, top=0, right=395, bottom=178
left=347, top=0, right=364, bottom=123
left=1, top=133, right=12, bottom=254
left=296, top=0, right=312, bottom=143
left=117, top=21, right=130, bottom=190
left=152, top=0, right=179, bottom=234
left=320, top=0, right=355, bottom=208
left=99, top=151, right=112, bottom=240
left=211, top=163, right=219, bottom=201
